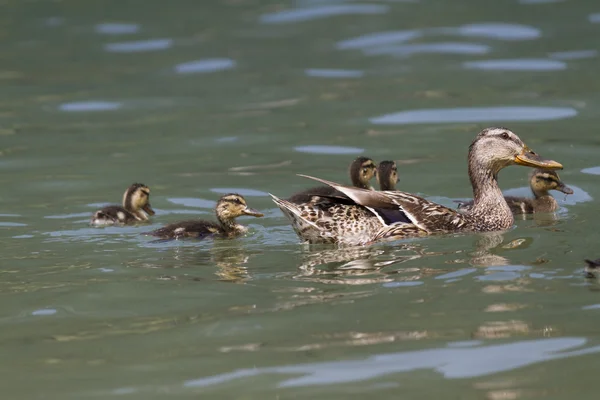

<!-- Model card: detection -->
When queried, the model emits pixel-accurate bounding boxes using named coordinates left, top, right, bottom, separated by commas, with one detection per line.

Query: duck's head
left=349, top=156, right=377, bottom=189
left=468, top=128, right=563, bottom=176
left=216, top=193, right=264, bottom=221
left=530, top=169, right=573, bottom=196
left=123, top=183, right=155, bottom=219
left=377, top=160, right=398, bottom=191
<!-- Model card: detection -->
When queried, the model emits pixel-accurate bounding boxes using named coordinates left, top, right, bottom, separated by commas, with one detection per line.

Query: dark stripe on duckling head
left=349, top=156, right=376, bottom=188
left=219, top=193, right=246, bottom=205
left=377, top=160, right=398, bottom=191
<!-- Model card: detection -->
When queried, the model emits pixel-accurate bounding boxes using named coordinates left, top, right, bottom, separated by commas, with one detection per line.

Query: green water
left=2, top=0, right=600, bottom=398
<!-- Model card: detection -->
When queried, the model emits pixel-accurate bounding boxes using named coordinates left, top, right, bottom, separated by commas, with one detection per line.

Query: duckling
left=377, top=160, right=398, bottom=191
left=287, top=156, right=377, bottom=204
left=91, top=183, right=155, bottom=226
left=146, top=193, right=263, bottom=240
left=457, top=169, right=573, bottom=214
left=584, top=259, right=600, bottom=279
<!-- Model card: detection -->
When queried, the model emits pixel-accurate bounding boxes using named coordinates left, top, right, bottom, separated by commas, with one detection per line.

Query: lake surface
left=2, top=0, right=600, bottom=398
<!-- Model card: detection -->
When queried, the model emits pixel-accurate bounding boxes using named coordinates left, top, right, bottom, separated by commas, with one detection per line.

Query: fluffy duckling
left=287, top=156, right=377, bottom=204
left=377, top=160, right=398, bottom=191
left=91, top=183, right=155, bottom=226
left=146, top=193, right=263, bottom=240
left=584, top=259, right=600, bottom=279
left=457, top=169, right=573, bottom=214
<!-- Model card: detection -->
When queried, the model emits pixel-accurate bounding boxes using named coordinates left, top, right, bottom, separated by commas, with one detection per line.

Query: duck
left=377, top=160, right=399, bottom=191
left=286, top=156, right=376, bottom=204
left=146, top=193, right=263, bottom=240
left=456, top=169, right=573, bottom=214
left=91, top=183, right=155, bottom=226
left=270, top=127, right=563, bottom=246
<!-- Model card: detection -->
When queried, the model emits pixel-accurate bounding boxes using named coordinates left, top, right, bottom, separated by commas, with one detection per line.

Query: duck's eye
left=362, top=168, right=368, bottom=174
left=501, top=132, right=510, bottom=139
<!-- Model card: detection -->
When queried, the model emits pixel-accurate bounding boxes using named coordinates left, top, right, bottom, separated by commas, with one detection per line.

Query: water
left=2, top=0, right=600, bottom=398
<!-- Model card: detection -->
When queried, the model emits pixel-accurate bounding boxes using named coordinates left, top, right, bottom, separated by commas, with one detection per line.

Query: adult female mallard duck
left=286, top=156, right=376, bottom=204
left=270, top=128, right=563, bottom=246
left=146, top=193, right=263, bottom=240
left=377, top=160, right=399, bottom=191
left=456, top=169, right=573, bottom=214
left=91, top=183, right=155, bottom=226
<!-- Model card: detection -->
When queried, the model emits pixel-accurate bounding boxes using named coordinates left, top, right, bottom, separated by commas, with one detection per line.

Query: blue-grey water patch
left=259, top=4, right=389, bottom=24
left=167, top=198, right=217, bottom=208
left=370, top=106, right=577, bottom=125
left=12, top=235, right=34, bottom=239
left=44, top=17, right=64, bottom=27
left=45, top=212, right=95, bottom=219
left=382, top=281, right=423, bottom=288
left=463, top=58, right=566, bottom=71
left=336, top=30, right=421, bottom=50
left=583, top=304, right=600, bottom=310
left=364, top=42, right=489, bottom=57
left=95, top=22, right=140, bottom=35
left=174, top=58, right=236, bottom=74
left=581, top=166, right=600, bottom=175
left=182, top=337, right=600, bottom=388
left=104, top=38, right=173, bottom=53
left=294, top=145, right=364, bottom=154
left=0, top=214, right=20, bottom=217
left=58, top=101, right=122, bottom=112
left=210, top=188, right=269, bottom=197
left=589, top=13, right=600, bottom=23
left=435, top=268, right=477, bottom=280
left=519, top=0, right=563, bottom=3
left=453, top=23, right=541, bottom=41
left=446, top=340, right=482, bottom=348
left=304, top=68, right=364, bottom=78
left=477, top=265, right=530, bottom=282
left=549, top=50, right=598, bottom=60
left=0, top=222, right=27, bottom=227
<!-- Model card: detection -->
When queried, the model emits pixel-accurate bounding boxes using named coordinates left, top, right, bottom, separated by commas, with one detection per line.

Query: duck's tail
left=269, top=194, right=320, bottom=230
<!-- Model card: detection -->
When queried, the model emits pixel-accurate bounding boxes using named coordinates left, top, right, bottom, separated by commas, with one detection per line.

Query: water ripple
left=304, top=68, right=364, bottom=78
left=454, top=23, right=541, bottom=40
left=366, top=42, right=490, bottom=56
left=549, top=50, right=598, bottom=60
left=589, top=13, right=600, bottom=23
left=182, top=337, right=600, bottom=388
left=104, top=38, right=173, bottom=53
left=370, top=106, right=577, bottom=125
left=95, top=23, right=140, bottom=35
left=336, top=30, right=421, bottom=50
left=260, top=4, right=389, bottom=24
left=174, top=58, right=236, bottom=74
left=463, top=58, right=566, bottom=71
left=294, top=145, right=364, bottom=155
left=58, top=101, right=122, bottom=112
left=581, top=166, right=600, bottom=175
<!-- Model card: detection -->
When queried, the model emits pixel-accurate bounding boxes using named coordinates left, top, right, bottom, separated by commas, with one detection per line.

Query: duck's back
left=148, top=220, right=222, bottom=240
left=287, top=185, right=346, bottom=204
left=91, top=205, right=136, bottom=225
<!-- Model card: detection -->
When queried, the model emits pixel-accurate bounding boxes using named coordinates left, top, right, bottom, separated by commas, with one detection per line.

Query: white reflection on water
left=589, top=13, right=600, bottom=23
left=174, top=58, right=236, bottom=74
left=453, top=23, right=541, bottom=40
left=370, top=106, right=577, bottom=125
left=463, top=58, right=566, bottom=71
left=336, top=30, right=421, bottom=50
left=304, top=68, right=364, bottom=78
left=95, top=22, right=140, bottom=35
left=365, top=42, right=489, bottom=56
left=58, top=101, right=122, bottom=112
left=549, top=50, right=598, bottom=60
left=104, top=38, right=173, bottom=53
left=183, top=337, right=600, bottom=388
left=582, top=166, right=600, bottom=175
left=260, top=4, right=389, bottom=24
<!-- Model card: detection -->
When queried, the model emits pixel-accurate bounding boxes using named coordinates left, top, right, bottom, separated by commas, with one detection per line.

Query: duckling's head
left=468, top=128, right=563, bottom=176
left=530, top=169, right=574, bottom=196
left=349, top=156, right=377, bottom=189
left=377, top=161, right=398, bottom=191
left=123, top=183, right=155, bottom=219
left=216, top=194, right=264, bottom=222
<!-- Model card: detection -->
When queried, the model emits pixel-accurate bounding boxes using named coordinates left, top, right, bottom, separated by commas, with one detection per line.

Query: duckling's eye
left=501, top=132, right=510, bottom=139
left=362, top=168, right=369, bottom=174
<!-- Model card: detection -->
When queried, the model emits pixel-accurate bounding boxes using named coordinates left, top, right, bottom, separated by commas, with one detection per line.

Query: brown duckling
left=91, top=183, right=155, bottom=226
left=585, top=259, right=600, bottom=279
left=377, top=160, right=398, bottom=191
left=457, top=169, right=573, bottom=214
left=287, top=156, right=377, bottom=204
left=146, top=193, right=263, bottom=240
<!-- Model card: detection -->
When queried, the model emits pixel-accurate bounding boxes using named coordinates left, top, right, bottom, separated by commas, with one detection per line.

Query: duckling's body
left=377, top=161, right=399, bottom=191
left=91, top=183, right=155, bottom=226
left=287, top=157, right=376, bottom=204
left=457, top=169, right=573, bottom=214
left=271, top=128, right=563, bottom=246
left=147, top=193, right=263, bottom=240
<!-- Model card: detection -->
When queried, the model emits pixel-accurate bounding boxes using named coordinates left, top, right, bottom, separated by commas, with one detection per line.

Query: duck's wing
left=298, top=174, right=469, bottom=233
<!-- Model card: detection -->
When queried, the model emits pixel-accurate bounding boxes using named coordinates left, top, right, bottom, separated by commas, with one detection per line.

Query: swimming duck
left=270, top=128, right=563, bottom=246
left=286, top=156, right=376, bottom=204
left=91, top=183, right=155, bottom=226
left=377, top=160, right=399, bottom=191
left=146, top=193, right=263, bottom=240
left=456, top=169, right=573, bottom=214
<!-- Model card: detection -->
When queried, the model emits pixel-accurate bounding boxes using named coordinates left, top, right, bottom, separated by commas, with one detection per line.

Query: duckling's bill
left=514, top=147, right=563, bottom=170
left=143, top=203, right=156, bottom=216
left=242, top=207, right=264, bottom=217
